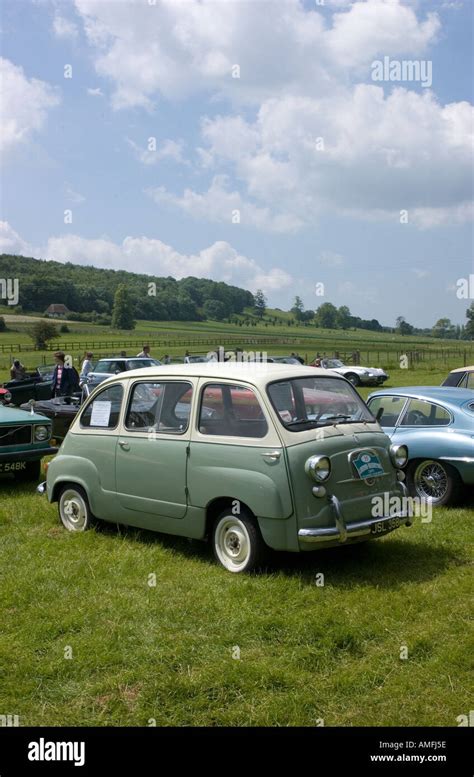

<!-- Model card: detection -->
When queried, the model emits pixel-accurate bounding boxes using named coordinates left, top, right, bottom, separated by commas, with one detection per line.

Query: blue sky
left=1, top=0, right=473, bottom=327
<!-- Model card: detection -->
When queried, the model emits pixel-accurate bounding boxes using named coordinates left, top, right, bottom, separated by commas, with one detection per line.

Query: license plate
left=371, top=516, right=401, bottom=535
left=0, top=461, right=27, bottom=473
left=352, top=450, right=385, bottom=479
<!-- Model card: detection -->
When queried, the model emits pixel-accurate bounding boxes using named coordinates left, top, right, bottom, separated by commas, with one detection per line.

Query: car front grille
left=0, top=425, right=33, bottom=447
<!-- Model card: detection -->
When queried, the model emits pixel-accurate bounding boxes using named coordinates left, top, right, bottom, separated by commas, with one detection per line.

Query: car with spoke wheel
left=367, top=386, right=474, bottom=506
left=40, top=363, right=412, bottom=573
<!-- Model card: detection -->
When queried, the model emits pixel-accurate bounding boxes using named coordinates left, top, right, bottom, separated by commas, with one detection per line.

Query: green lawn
left=0, top=481, right=472, bottom=726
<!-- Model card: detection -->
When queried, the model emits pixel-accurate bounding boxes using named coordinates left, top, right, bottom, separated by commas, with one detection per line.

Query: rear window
left=442, top=372, right=463, bottom=387
left=399, top=399, right=451, bottom=427
left=80, top=384, right=123, bottom=429
left=267, top=376, right=373, bottom=431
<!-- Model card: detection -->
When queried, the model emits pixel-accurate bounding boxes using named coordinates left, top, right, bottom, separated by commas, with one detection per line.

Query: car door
left=115, top=379, right=193, bottom=519
left=187, top=381, right=292, bottom=525
left=367, top=394, right=408, bottom=438
left=392, top=399, right=452, bottom=451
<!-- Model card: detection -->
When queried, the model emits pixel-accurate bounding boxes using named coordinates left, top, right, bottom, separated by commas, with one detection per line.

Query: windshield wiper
left=323, top=414, right=352, bottom=422
left=285, top=418, right=317, bottom=428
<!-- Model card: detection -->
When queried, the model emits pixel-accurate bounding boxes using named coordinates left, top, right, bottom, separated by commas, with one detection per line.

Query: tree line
left=0, top=254, right=254, bottom=323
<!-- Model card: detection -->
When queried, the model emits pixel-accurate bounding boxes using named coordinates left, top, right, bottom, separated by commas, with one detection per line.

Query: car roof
left=97, top=357, right=155, bottom=361
left=368, top=386, right=474, bottom=407
left=449, top=365, right=474, bottom=373
left=98, top=362, right=332, bottom=388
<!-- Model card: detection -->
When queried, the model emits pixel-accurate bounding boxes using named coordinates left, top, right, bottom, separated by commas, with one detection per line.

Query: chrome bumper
left=37, top=481, right=47, bottom=495
left=298, top=486, right=412, bottom=545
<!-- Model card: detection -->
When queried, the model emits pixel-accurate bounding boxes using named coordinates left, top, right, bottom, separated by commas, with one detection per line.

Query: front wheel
left=58, top=484, right=93, bottom=532
left=345, top=373, right=361, bottom=387
left=406, top=459, right=461, bottom=506
left=212, top=509, right=267, bottom=573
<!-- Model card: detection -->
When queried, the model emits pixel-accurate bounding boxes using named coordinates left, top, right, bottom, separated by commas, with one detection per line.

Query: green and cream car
left=42, top=363, right=412, bottom=572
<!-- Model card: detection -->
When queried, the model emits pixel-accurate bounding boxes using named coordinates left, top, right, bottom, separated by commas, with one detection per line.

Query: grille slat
left=0, top=425, right=33, bottom=446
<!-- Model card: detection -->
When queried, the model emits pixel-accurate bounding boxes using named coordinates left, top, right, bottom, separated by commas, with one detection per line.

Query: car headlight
left=34, top=425, right=51, bottom=442
left=305, top=455, right=331, bottom=482
left=390, top=444, right=408, bottom=468
left=3, top=391, right=11, bottom=403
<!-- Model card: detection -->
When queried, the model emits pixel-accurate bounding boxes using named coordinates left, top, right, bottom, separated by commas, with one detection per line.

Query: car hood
left=0, top=405, right=52, bottom=424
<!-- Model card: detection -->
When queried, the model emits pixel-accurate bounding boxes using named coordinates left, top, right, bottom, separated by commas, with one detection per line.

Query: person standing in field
left=79, top=352, right=94, bottom=387
left=137, top=345, right=151, bottom=358
left=52, top=351, right=80, bottom=397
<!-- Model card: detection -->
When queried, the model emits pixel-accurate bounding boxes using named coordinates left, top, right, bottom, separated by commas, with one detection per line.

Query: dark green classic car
left=0, top=405, right=58, bottom=482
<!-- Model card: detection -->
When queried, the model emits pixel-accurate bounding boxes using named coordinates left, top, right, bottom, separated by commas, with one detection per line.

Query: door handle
left=261, top=450, right=281, bottom=462
left=118, top=439, right=130, bottom=451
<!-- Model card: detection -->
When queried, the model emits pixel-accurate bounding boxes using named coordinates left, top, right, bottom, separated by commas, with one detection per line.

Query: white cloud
left=326, top=1, right=440, bottom=69
left=52, top=13, right=79, bottom=40
left=319, top=251, right=344, bottom=267
left=0, top=222, right=38, bottom=256
left=128, top=137, right=188, bottom=166
left=73, top=0, right=440, bottom=109
left=0, top=58, right=60, bottom=154
left=65, top=186, right=86, bottom=204
left=198, top=87, right=474, bottom=229
left=45, top=232, right=292, bottom=292
left=0, top=222, right=292, bottom=294
left=87, top=87, right=103, bottom=97
left=147, top=175, right=303, bottom=233
left=69, top=0, right=471, bottom=231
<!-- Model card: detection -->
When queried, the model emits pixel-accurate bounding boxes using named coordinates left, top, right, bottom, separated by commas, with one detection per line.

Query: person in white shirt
left=136, top=345, right=151, bottom=358
left=79, top=352, right=94, bottom=386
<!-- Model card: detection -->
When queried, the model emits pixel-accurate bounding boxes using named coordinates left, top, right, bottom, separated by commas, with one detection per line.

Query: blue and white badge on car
left=351, top=450, right=385, bottom=479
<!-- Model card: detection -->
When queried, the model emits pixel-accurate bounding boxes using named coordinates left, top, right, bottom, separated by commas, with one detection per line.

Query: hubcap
left=414, top=461, right=448, bottom=503
left=215, top=517, right=251, bottom=572
left=60, top=490, right=87, bottom=531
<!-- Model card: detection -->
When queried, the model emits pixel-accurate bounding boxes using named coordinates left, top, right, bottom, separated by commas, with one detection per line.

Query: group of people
left=9, top=346, right=311, bottom=401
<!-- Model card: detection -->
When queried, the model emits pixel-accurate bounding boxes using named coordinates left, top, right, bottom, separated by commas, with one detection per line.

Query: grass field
left=0, top=364, right=472, bottom=726
left=0, top=484, right=472, bottom=726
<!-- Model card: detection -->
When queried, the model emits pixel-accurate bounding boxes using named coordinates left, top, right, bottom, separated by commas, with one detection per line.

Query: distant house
left=44, top=304, right=70, bottom=319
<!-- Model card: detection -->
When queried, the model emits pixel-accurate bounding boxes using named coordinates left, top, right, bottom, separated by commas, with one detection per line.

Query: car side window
left=80, top=384, right=124, bottom=429
left=399, top=399, right=451, bottom=426
left=125, top=382, right=192, bottom=434
left=199, top=383, right=268, bottom=438
left=466, top=373, right=474, bottom=389
left=108, top=361, right=126, bottom=373
left=95, top=361, right=112, bottom=373
left=368, top=396, right=406, bottom=426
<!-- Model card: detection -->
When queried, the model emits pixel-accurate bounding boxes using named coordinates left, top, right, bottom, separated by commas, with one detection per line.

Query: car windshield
left=442, top=372, right=463, bottom=387
left=323, top=359, right=344, bottom=368
left=267, top=376, right=374, bottom=430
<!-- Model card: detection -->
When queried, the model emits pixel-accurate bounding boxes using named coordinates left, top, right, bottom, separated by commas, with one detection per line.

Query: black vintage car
left=3, top=365, right=55, bottom=406
left=20, top=386, right=90, bottom=440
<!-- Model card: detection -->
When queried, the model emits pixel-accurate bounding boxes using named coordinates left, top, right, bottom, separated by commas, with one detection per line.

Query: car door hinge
left=186, top=445, right=190, bottom=456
